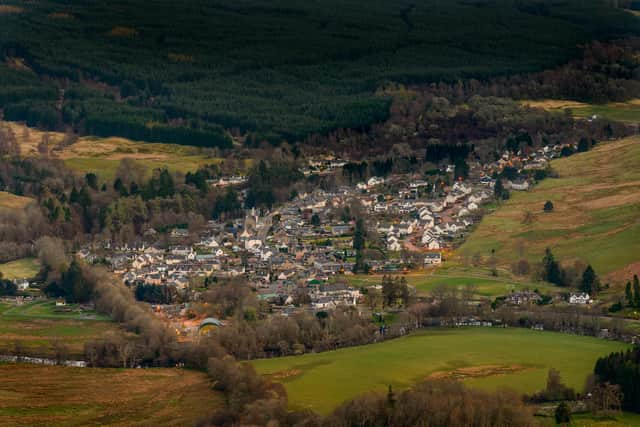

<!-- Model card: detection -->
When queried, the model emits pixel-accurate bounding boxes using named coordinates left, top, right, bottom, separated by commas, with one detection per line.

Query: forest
left=0, top=0, right=638, bottom=145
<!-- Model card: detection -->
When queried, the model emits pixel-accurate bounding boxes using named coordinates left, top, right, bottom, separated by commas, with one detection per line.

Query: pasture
left=556, top=412, right=640, bottom=427
left=459, top=137, right=640, bottom=282
left=0, top=364, right=219, bottom=426
left=344, top=270, right=555, bottom=298
left=252, top=328, right=627, bottom=414
left=522, top=99, right=640, bottom=124
left=0, top=258, right=39, bottom=279
left=0, top=300, right=120, bottom=358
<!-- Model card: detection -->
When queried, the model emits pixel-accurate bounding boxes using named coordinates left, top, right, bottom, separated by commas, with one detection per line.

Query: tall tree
left=581, top=265, right=598, bottom=296
left=625, top=281, right=633, bottom=307
left=353, top=219, right=365, bottom=251
left=542, top=248, right=563, bottom=286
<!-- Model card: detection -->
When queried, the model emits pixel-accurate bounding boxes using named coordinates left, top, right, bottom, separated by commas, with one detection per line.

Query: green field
left=459, top=137, right=640, bottom=281
left=556, top=412, right=640, bottom=427
left=0, top=300, right=119, bottom=358
left=59, top=135, right=223, bottom=182
left=0, top=258, right=39, bottom=280
left=252, top=328, right=627, bottom=414
left=345, top=270, right=556, bottom=298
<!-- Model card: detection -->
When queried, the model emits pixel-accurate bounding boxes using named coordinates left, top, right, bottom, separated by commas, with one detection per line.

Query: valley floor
left=252, top=328, right=627, bottom=414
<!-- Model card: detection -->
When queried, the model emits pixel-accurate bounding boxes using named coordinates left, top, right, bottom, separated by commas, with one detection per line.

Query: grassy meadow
left=522, top=99, right=640, bottom=124
left=345, top=268, right=556, bottom=298
left=2, top=121, right=223, bottom=182
left=459, top=137, right=640, bottom=282
left=0, top=258, right=39, bottom=280
left=0, top=364, right=219, bottom=426
left=553, top=412, right=640, bottom=427
left=59, top=136, right=222, bottom=182
left=252, top=328, right=627, bottom=414
left=0, top=300, right=120, bottom=359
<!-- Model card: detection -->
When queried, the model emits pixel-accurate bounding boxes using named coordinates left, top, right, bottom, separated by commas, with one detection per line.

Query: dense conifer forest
left=0, top=0, right=638, bottom=145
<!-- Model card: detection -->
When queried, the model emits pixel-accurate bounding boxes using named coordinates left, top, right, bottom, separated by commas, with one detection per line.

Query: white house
left=14, top=279, right=29, bottom=291
left=424, top=252, right=442, bottom=265
left=387, top=236, right=402, bottom=251
left=507, top=179, right=530, bottom=191
left=199, top=236, right=219, bottom=248
left=368, top=176, right=385, bottom=187
left=245, top=239, right=263, bottom=251
left=569, top=293, right=593, bottom=305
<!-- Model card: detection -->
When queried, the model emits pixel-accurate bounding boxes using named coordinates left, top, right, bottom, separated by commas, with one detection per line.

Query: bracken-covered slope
left=0, top=0, right=638, bottom=144
left=459, top=137, right=640, bottom=281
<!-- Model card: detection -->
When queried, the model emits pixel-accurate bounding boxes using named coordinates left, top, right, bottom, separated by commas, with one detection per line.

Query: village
left=21, top=140, right=594, bottom=337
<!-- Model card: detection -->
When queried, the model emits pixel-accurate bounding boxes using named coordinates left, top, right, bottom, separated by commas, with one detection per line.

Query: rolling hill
left=459, top=136, right=640, bottom=283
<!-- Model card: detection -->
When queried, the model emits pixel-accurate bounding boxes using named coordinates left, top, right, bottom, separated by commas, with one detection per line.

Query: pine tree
left=625, top=281, right=633, bottom=307
left=634, top=275, right=640, bottom=309
left=543, top=248, right=562, bottom=285
left=581, top=265, right=598, bottom=295
left=494, top=178, right=504, bottom=200
left=353, top=219, right=365, bottom=250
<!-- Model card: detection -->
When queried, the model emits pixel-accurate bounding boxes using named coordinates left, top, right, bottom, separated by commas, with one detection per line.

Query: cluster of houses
left=74, top=144, right=600, bottom=331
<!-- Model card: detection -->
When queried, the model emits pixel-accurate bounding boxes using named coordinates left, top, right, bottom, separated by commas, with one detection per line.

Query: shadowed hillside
left=0, top=0, right=638, bottom=144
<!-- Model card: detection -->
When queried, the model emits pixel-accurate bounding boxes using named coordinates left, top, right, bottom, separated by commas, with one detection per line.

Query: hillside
left=1, top=121, right=224, bottom=181
left=0, top=0, right=638, bottom=144
left=459, top=137, right=640, bottom=282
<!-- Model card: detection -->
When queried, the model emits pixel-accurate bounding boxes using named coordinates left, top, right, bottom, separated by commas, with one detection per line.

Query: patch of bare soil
left=605, top=261, right=640, bottom=285
left=580, top=186, right=640, bottom=210
left=269, top=369, right=302, bottom=380
left=428, top=364, right=529, bottom=381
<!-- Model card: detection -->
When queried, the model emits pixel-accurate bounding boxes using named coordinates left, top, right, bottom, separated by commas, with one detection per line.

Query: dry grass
left=48, top=12, right=74, bottom=19
left=521, top=99, right=589, bottom=110
left=107, top=26, right=139, bottom=38
left=0, top=191, right=35, bottom=210
left=0, top=258, right=39, bottom=279
left=168, top=52, right=195, bottom=63
left=0, top=364, right=219, bottom=426
left=459, top=137, right=640, bottom=280
left=0, top=5, right=23, bottom=14
left=428, top=364, right=529, bottom=381
left=1, top=121, right=63, bottom=157
left=2, top=121, right=221, bottom=181
left=522, top=99, right=640, bottom=123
